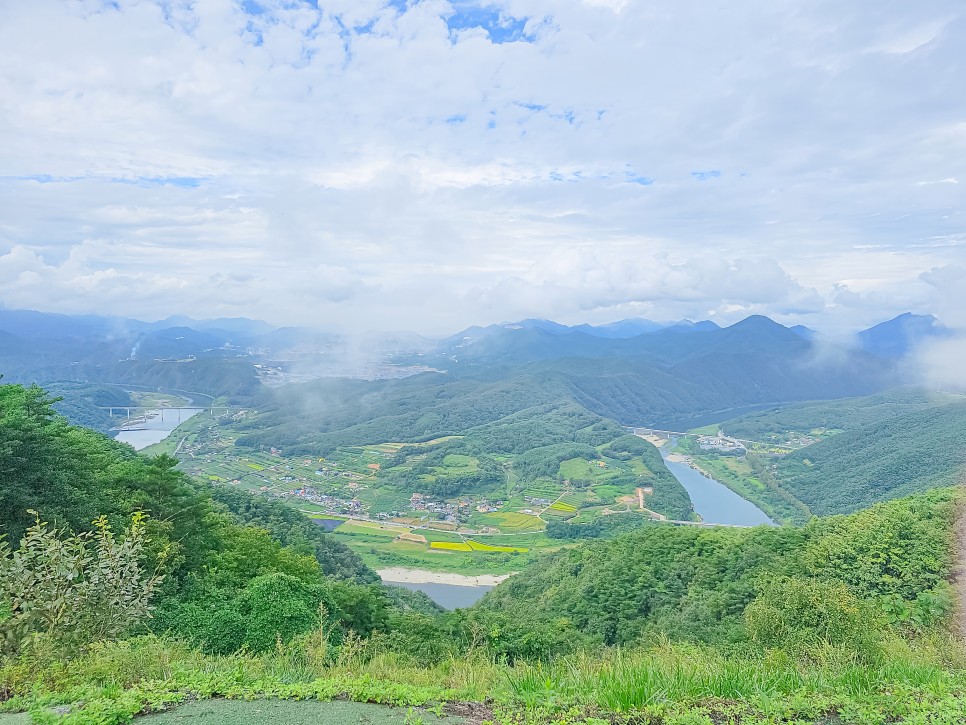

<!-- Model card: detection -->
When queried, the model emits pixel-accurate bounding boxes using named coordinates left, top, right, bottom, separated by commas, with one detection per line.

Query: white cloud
left=0, top=0, right=964, bottom=333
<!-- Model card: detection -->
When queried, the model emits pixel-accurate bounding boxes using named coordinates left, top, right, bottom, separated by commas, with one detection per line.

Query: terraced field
left=475, top=511, right=544, bottom=531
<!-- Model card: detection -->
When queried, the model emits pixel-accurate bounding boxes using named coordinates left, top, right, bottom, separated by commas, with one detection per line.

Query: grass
left=557, top=458, right=621, bottom=483
left=335, top=522, right=403, bottom=538
left=548, top=502, right=577, bottom=513
left=4, top=633, right=966, bottom=724
left=477, top=512, right=544, bottom=532
left=352, top=542, right=532, bottom=575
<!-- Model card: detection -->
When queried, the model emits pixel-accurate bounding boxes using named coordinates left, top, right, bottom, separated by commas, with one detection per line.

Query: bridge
left=97, top=406, right=237, bottom=418
left=663, top=518, right=758, bottom=529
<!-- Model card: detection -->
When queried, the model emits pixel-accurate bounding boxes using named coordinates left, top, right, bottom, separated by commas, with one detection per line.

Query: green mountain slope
left=478, top=488, right=956, bottom=646
left=775, top=402, right=966, bottom=515
left=722, top=387, right=958, bottom=442
left=0, top=382, right=373, bottom=582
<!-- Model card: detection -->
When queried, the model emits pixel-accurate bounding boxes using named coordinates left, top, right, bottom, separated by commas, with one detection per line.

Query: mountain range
left=0, top=309, right=951, bottom=411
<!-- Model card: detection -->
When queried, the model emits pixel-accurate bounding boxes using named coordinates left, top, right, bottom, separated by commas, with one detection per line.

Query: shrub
left=745, top=576, right=884, bottom=659
left=236, top=573, right=336, bottom=653
left=0, top=512, right=164, bottom=655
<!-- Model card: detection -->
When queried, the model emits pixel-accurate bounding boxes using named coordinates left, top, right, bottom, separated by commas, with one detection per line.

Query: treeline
left=46, top=382, right=134, bottom=434
left=546, top=512, right=656, bottom=540
left=721, top=387, right=952, bottom=441
left=234, top=374, right=564, bottom=455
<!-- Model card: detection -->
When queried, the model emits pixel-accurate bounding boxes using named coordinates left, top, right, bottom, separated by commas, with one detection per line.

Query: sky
left=0, top=0, right=964, bottom=335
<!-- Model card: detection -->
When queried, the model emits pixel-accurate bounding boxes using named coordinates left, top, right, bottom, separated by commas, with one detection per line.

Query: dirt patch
left=444, top=701, right=494, bottom=725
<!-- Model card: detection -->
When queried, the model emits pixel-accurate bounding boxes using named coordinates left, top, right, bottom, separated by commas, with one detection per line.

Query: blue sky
left=0, top=0, right=964, bottom=334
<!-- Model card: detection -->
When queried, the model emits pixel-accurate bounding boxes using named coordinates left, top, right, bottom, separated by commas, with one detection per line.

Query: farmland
left=167, top=412, right=691, bottom=573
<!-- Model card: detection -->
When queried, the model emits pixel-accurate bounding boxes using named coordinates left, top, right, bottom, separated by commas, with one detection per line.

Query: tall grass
left=3, top=633, right=966, bottom=723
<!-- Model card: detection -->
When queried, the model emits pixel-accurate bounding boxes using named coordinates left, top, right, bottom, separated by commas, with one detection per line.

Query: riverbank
left=378, top=567, right=515, bottom=587
left=659, top=448, right=774, bottom=527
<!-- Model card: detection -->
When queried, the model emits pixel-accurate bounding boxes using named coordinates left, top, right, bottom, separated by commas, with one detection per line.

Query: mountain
left=664, top=319, right=720, bottom=333
left=0, top=309, right=144, bottom=340
left=773, top=400, right=966, bottom=516
left=129, top=327, right=236, bottom=360
left=452, top=317, right=720, bottom=343
left=856, top=313, right=950, bottom=358
left=148, top=315, right=276, bottom=337
left=501, top=318, right=575, bottom=335
left=572, top=318, right=667, bottom=338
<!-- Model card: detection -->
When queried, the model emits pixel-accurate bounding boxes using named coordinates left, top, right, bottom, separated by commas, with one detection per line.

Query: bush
left=0, top=512, right=164, bottom=655
left=745, top=577, right=884, bottom=659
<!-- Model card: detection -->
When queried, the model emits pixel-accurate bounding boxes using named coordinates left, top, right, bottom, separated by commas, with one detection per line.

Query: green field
left=167, top=416, right=692, bottom=574
left=558, top=457, right=621, bottom=482
left=473, top=511, right=544, bottom=531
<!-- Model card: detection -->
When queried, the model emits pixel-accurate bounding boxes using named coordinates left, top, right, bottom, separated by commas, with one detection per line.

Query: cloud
left=0, top=0, right=964, bottom=333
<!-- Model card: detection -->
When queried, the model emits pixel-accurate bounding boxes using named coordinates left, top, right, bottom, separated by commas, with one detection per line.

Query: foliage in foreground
left=0, top=514, right=162, bottom=656
left=3, top=633, right=966, bottom=724
left=480, top=488, right=957, bottom=650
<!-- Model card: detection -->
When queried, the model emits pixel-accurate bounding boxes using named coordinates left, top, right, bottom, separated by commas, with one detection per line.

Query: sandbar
left=378, top=567, right=515, bottom=587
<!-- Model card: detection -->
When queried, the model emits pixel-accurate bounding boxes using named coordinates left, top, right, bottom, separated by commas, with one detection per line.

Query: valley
left=4, top=309, right=966, bottom=723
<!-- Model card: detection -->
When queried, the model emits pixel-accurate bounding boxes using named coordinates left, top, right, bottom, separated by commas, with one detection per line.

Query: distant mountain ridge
left=0, top=308, right=944, bottom=412
left=855, top=312, right=951, bottom=359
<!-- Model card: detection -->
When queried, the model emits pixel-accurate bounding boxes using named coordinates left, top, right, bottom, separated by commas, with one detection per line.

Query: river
left=113, top=406, right=202, bottom=450
left=386, top=581, right=494, bottom=610
left=659, top=445, right=774, bottom=526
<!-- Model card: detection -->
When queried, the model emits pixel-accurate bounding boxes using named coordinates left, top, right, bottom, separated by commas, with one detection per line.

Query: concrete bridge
left=97, top=406, right=236, bottom=418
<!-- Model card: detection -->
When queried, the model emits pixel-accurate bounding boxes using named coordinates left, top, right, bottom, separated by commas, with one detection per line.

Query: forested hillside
left=45, top=382, right=134, bottom=434
left=0, top=382, right=431, bottom=655
left=3, top=380, right=966, bottom=724
left=775, top=402, right=966, bottom=515
left=480, top=488, right=957, bottom=648
left=722, top=388, right=958, bottom=442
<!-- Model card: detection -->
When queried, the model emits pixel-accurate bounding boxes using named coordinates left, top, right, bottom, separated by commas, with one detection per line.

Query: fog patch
left=914, top=334, right=966, bottom=391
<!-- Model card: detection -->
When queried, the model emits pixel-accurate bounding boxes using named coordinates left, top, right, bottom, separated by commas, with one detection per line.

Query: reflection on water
left=114, top=407, right=201, bottom=450
left=385, top=581, right=493, bottom=610
left=659, top=440, right=774, bottom=526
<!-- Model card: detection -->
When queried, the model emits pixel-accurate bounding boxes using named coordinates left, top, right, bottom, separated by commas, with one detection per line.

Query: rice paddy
left=428, top=540, right=529, bottom=553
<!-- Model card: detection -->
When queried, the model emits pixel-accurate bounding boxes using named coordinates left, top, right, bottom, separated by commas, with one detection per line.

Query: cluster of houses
left=282, top=485, right=364, bottom=514
left=407, top=493, right=507, bottom=522
left=408, top=492, right=468, bottom=520
left=696, top=431, right=746, bottom=453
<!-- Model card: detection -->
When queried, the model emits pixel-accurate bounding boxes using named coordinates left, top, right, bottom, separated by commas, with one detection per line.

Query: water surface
left=114, top=407, right=201, bottom=450
left=660, top=450, right=774, bottom=526
left=387, top=581, right=493, bottom=610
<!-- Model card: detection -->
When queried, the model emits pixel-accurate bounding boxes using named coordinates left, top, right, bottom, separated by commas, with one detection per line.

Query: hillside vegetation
left=668, top=389, right=966, bottom=522
left=722, top=388, right=959, bottom=442
left=4, top=382, right=966, bottom=723
left=775, top=401, right=966, bottom=515
left=0, top=383, right=425, bottom=653
left=480, top=489, right=956, bottom=648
